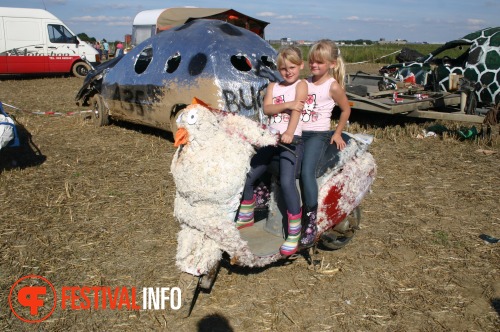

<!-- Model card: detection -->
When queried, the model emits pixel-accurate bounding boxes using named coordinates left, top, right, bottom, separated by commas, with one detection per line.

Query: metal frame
left=346, top=73, right=485, bottom=123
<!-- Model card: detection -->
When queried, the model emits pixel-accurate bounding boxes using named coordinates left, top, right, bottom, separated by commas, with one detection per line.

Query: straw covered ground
left=0, top=64, right=499, bottom=331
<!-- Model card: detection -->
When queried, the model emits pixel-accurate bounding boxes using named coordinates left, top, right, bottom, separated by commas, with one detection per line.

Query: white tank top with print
left=302, top=77, right=336, bottom=131
left=268, top=80, right=303, bottom=136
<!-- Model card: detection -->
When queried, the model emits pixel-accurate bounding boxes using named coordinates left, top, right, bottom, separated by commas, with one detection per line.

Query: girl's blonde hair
left=276, top=45, right=304, bottom=68
left=308, top=39, right=346, bottom=89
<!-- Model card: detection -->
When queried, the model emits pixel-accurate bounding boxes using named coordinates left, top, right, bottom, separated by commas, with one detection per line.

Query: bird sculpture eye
left=186, top=109, right=198, bottom=125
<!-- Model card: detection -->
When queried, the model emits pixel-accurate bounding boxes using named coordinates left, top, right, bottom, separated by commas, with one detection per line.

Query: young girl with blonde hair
left=300, top=39, right=351, bottom=247
left=236, top=46, right=307, bottom=256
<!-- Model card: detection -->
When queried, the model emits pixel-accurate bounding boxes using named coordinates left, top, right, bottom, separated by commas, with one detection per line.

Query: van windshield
left=48, top=24, right=76, bottom=44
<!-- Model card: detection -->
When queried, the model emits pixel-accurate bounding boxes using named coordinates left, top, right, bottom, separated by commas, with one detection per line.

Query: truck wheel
left=72, top=62, right=91, bottom=78
left=320, top=206, right=361, bottom=250
left=91, top=94, right=109, bottom=127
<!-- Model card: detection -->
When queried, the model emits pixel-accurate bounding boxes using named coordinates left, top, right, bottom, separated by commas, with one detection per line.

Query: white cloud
left=345, top=16, right=397, bottom=23
left=95, top=4, right=139, bottom=10
left=288, top=20, right=312, bottom=26
left=70, top=15, right=132, bottom=23
left=466, top=18, right=485, bottom=25
left=107, top=21, right=132, bottom=27
left=257, top=12, right=276, bottom=17
left=108, top=4, right=132, bottom=10
left=71, top=15, right=109, bottom=22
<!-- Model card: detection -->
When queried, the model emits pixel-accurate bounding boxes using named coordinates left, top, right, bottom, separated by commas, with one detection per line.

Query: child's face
left=309, top=58, right=336, bottom=77
left=279, top=59, right=303, bottom=85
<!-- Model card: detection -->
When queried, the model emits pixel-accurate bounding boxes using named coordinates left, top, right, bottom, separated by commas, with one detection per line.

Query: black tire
left=320, top=206, right=361, bottom=250
left=72, top=62, right=91, bottom=78
left=177, top=272, right=201, bottom=318
left=91, top=94, right=110, bottom=127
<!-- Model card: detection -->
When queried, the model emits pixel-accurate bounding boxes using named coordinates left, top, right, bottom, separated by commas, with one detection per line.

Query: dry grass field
left=0, top=64, right=498, bottom=331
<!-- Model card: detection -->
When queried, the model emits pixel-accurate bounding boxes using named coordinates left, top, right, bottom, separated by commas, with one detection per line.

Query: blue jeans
left=243, top=139, right=303, bottom=215
left=300, top=131, right=331, bottom=208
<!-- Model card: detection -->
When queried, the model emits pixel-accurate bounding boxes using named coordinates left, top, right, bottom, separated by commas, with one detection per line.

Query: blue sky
left=1, top=0, right=498, bottom=43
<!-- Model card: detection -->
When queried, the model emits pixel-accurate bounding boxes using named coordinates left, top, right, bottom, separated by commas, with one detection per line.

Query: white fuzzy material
left=316, top=152, right=376, bottom=234
left=171, top=104, right=279, bottom=274
left=315, top=135, right=377, bottom=234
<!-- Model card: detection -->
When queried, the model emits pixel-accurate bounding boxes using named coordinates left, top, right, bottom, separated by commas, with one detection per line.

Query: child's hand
left=281, top=131, right=294, bottom=144
left=331, top=132, right=347, bottom=150
left=289, top=100, right=305, bottom=113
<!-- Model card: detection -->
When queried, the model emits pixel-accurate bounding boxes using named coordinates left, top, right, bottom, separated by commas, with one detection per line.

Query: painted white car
left=75, top=19, right=281, bottom=132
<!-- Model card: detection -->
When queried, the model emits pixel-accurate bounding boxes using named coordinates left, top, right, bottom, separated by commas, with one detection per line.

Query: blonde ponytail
left=333, top=55, right=346, bottom=89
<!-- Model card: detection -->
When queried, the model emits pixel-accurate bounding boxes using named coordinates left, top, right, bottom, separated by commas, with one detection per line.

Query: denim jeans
left=300, top=130, right=331, bottom=208
left=243, top=139, right=303, bottom=215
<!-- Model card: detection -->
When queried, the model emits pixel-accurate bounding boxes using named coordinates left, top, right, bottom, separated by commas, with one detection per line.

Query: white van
left=0, top=7, right=100, bottom=77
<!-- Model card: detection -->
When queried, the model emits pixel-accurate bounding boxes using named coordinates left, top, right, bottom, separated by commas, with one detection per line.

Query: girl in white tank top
left=300, top=39, right=352, bottom=247
left=235, top=46, right=308, bottom=256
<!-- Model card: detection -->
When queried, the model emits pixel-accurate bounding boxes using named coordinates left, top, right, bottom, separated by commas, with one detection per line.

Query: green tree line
left=271, top=43, right=464, bottom=64
left=77, top=33, right=122, bottom=47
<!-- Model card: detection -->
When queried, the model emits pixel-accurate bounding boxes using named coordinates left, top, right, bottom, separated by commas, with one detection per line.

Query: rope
left=2, top=102, right=91, bottom=116
left=346, top=49, right=402, bottom=65
left=1, top=102, right=21, bottom=111
left=31, top=110, right=92, bottom=116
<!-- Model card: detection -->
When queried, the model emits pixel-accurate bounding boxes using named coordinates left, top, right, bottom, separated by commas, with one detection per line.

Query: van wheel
left=72, top=62, right=91, bottom=78
left=91, top=95, right=109, bottom=127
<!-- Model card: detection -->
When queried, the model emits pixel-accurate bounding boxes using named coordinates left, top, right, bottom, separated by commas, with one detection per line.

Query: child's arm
left=281, top=80, right=307, bottom=144
left=329, top=80, right=351, bottom=150
left=263, top=82, right=305, bottom=116
left=263, top=82, right=280, bottom=115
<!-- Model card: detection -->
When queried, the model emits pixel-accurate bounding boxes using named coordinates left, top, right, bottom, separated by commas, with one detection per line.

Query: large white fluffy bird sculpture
left=171, top=101, right=280, bottom=276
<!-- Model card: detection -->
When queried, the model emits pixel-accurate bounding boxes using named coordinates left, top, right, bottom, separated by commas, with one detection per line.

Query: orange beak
left=174, top=127, right=188, bottom=147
